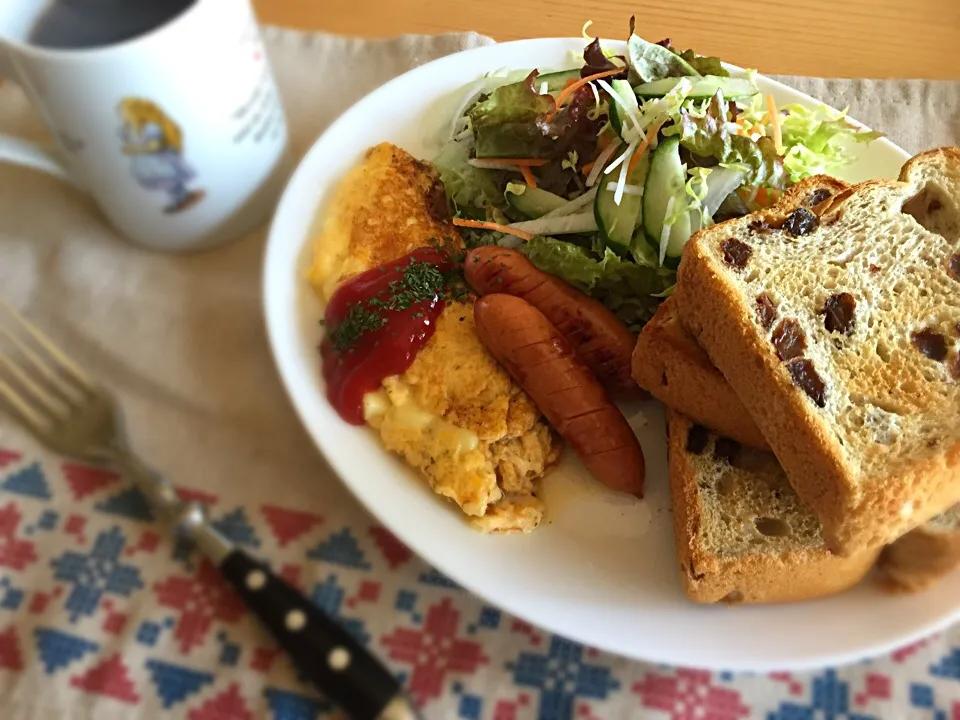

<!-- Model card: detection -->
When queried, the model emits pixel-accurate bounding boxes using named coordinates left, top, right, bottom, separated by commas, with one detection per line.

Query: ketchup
left=322, top=248, right=454, bottom=425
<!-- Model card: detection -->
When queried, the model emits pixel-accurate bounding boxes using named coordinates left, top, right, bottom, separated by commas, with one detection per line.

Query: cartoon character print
left=117, top=98, right=205, bottom=214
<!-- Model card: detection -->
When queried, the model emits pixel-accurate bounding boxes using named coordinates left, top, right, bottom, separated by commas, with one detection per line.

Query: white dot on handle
left=328, top=646, right=351, bottom=671
left=245, top=570, right=267, bottom=591
left=285, top=609, right=307, bottom=632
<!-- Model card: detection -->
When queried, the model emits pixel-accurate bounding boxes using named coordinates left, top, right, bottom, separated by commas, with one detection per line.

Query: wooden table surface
left=255, top=0, right=960, bottom=80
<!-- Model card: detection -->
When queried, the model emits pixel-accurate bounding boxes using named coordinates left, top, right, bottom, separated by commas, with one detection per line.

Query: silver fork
left=0, top=302, right=420, bottom=720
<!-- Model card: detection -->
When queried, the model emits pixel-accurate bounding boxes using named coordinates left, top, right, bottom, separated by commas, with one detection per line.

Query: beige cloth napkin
left=0, top=26, right=959, bottom=720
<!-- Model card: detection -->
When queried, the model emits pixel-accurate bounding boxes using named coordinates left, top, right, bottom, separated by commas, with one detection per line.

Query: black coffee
left=29, top=0, right=195, bottom=49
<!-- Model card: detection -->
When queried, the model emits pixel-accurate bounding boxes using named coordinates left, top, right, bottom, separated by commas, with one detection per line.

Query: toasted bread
left=676, top=148, right=960, bottom=555
left=666, top=411, right=879, bottom=604
left=878, top=504, right=960, bottom=592
left=633, top=176, right=850, bottom=448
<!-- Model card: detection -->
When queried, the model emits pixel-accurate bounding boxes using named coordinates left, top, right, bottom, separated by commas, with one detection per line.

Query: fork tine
left=0, top=375, right=49, bottom=431
left=0, top=353, right=71, bottom=418
left=0, top=325, right=86, bottom=404
left=1, top=300, right=94, bottom=390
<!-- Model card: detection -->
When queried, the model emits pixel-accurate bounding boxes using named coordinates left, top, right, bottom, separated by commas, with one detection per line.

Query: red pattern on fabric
left=0, top=449, right=21, bottom=469
left=357, top=580, right=381, bottom=603
left=493, top=700, right=518, bottom=720
left=250, top=646, right=282, bottom=672
left=102, top=612, right=127, bottom=635
left=855, top=673, right=892, bottom=706
left=64, top=514, right=86, bottom=536
left=381, top=598, right=489, bottom=706
left=633, top=668, right=750, bottom=720
left=261, top=505, right=323, bottom=547
left=69, top=654, right=140, bottom=703
left=0, top=626, right=23, bottom=671
left=369, top=525, right=412, bottom=569
left=28, top=592, right=49, bottom=614
left=892, top=637, right=934, bottom=663
left=278, top=563, right=303, bottom=590
left=154, top=559, right=246, bottom=653
left=62, top=463, right=120, bottom=501
left=0, top=502, right=37, bottom=570
left=187, top=682, right=254, bottom=720
left=177, top=486, right=219, bottom=507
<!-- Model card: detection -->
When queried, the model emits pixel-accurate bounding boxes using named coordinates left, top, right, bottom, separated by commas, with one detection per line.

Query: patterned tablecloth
left=0, top=26, right=959, bottom=720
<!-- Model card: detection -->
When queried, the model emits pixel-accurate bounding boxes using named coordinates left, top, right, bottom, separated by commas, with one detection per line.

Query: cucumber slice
left=594, top=151, right=650, bottom=255
left=633, top=76, right=757, bottom=99
left=538, top=69, right=581, bottom=93
left=643, top=136, right=691, bottom=264
left=608, top=79, right=640, bottom=142
left=504, top=183, right=568, bottom=219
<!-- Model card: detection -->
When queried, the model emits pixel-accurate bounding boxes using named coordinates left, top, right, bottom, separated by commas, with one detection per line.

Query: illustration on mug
left=117, top=98, right=205, bottom=214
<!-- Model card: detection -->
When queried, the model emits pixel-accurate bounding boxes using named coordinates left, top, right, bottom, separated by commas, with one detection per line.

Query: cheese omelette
left=308, top=143, right=561, bottom=532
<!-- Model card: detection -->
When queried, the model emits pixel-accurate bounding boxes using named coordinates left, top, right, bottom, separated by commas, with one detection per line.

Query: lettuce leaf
left=581, top=38, right=628, bottom=79
left=433, top=139, right=505, bottom=217
left=467, top=71, right=557, bottom=158
left=674, top=48, right=729, bottom=77
left=779, top=103, right=883, bottom=180
left=627, top=34, right=701, bottom=83
left=523, top=236, right=673, bottom=330
left=667, top=91, right=788, bottom=189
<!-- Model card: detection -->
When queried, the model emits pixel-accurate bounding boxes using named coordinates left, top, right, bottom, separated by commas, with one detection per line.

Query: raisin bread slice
left=676, top=148, right=960, bottom=556
left=633, top=177, right=850, bottom=449
left=667, top=411, right=879, bottom=604
left=877, top=503, right=960, bottom=592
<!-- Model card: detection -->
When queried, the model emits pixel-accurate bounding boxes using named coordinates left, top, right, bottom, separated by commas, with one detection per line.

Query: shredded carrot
left=766, top=94, right=783, bottom=155
left=519, top=164, right=538, bottom=188
left=580, top=160, right=596, bottom=176
left=545, top=68, right=625, bottom=121
left=470, top=157, right=549, bottom=167
left=627, top=120, right=666, bottom=174
left=452, top=218, right=534, bottom=241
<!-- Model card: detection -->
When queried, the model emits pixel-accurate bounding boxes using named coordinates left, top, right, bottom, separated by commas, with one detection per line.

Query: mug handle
left=0, top=134, right=70, bottom=181
left=0, top=47, right=73, bottom=184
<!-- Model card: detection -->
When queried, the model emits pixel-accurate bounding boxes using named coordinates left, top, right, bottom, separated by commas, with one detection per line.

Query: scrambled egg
left=308, top=142, right=561, bottom=533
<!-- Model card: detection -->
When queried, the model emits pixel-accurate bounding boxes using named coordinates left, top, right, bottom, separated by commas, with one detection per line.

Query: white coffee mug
left=0, top=0, right=290, bottom=252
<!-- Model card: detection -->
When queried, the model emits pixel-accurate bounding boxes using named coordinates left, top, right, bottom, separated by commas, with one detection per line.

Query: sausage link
left=465, top=246, right=640, bottom=396
left=474, top=293, right=645, bottom=497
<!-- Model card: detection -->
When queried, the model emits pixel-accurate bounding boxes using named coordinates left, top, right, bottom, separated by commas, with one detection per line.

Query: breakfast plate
left=263, top=37, right=960, bottom=670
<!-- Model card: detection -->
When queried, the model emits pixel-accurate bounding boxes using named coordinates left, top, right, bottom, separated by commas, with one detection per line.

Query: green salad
left=434, top=24, right=881, bottom=331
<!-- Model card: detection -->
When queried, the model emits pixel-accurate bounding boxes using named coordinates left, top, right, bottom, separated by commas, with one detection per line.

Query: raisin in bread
left=633, top=177, right=850, bottom=449
left=666, top=411, right=879, bottom=604
left=877, top=503, right=960, bottom=592
left=676, top=148, right=960, bottom=556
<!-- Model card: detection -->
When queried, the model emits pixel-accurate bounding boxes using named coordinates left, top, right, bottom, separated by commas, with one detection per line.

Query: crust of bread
left=676, top=163, right=960, bottom=556
left=877, top=505, right=960, bottom=593
left=634, top=297, right=769, bottom=448
left=667, top=411, right=879, bottom=604
left=633, top=177, right=851, bottom=450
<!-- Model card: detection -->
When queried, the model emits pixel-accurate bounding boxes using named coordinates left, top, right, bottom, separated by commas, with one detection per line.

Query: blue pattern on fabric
left=307, top=528, right=370, bottom=569
left=910, top=682, right=935, bottom=708
left=34, top=628, right=99, bottom=674
left=1, top=587, right=24, bottom=610
left=395, top=589, right=417, bottom=612
left=309, top=574, right=370, bottom=645
left=458, top=693, right=483, bottom=719
left=419, top=566, right=460, bottom=589
left=94, top=487, right=155, bottom=522
left=50, top=526, right=144, bottom=621
left=210, top=507, right=261, bottom=548
left=479, top=606, right=501, bottom=629
left=136, top=621, right=161, bottom=647
left=1, top=463, right=52, bottom=499
left=263, top=688, right=331, bottom=719
left=37, top=509, right=59, bottom=530
left=145, top=659, right=214, bottom=709
left=219, top=642, right=240, bottom=667
left=509, top=636, right=620, bottom=720
left=930, top=647, right=960, bottom=679
left=768, top=670, right=878, bottom=720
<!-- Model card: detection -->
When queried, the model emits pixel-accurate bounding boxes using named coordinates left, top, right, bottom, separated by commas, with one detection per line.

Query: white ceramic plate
left=264, top=38, right=959, bottom=671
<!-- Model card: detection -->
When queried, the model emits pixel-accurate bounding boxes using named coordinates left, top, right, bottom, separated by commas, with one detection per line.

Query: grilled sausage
left=474, top=293, right=645, bottom=497
left=464, top=246, right=639, bottom=397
